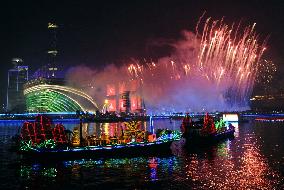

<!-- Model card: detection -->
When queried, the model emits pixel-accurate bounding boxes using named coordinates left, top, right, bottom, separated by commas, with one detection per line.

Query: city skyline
left=2, top=0, right=284, bottom=108
left=1, top=2, right=284, bottom=189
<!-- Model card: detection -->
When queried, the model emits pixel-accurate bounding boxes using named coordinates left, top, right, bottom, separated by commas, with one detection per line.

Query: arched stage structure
left=24, top=79, right=99, bottom=113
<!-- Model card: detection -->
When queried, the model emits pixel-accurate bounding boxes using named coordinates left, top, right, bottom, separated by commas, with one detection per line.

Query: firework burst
left=195, top=17, right=268, bottom=107
left=125, top=17, right=272, bottom=112
left=67, top=16, right=274, bottom=113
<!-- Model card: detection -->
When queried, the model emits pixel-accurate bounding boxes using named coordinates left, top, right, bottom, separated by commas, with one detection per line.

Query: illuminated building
left=6, top=58, right=29, bottom=112
left=104, top=84, right=117, bottom=112
left=121, top=91, right=131, bottom=113
left=24, top=78, right=99, bottom=113
left=104, top=80, right=145, bottom=115
left=47, top=22, right=59, bottom=78
left=250, top=94, right=284, bottom=111
left=22, top=23, right=100, bottom=113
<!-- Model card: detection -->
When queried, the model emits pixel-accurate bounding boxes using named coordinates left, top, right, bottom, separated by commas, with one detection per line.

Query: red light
left=119, top=82, right=126, bottom=94
left=108, top=99, right=116, bottom=111
left=107, top=84, right=115, bottom=96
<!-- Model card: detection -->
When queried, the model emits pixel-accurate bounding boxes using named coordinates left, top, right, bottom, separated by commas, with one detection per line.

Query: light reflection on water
left=181, top=133, right=282, bottom=189
left=0, top=119, right=284, bottom=189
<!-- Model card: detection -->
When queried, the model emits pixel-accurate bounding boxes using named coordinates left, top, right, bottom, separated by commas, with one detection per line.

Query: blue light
left=149, top=115, right=154, bottom=133
left=0, top=111, right=94, bottom=117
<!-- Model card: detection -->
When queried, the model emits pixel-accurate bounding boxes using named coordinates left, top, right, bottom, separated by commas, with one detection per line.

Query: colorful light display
left=124, top=121, right=145, bottom=142
left=24, top=84, right=99, bottom=112
left=18, top=117, right=181, bottom=155
left=181, top=113, right=235, bottom=139
left=123, top=17, right=270, bottom=112
left=65, top=16, right=274, bottom=113
left=156, top=130, right=182, bottom=142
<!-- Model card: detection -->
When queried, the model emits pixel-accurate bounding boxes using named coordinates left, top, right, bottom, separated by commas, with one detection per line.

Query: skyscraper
left=47, top=22, right=59, bottom=78
left=7, top=58, right=28, bottom=112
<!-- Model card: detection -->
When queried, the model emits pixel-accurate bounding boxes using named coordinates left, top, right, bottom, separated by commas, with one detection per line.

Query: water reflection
left=148, top=157, right=158, bottom=181
left=231, top=122, right=239, bottom=138
left=17, top=155, right=181, bottom=189
left=1, top=119, right=284, bottom=189
left=19, top=165, right=57, bottom=179
left=17, top=132, right=282, bottom=189
left=182, top=132, right=283, bottom=189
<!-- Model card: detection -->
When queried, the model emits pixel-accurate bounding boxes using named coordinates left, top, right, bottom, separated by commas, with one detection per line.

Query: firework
left=195, top=17, right=268, bottom=107
left=67, top=17, right=273, bottom=113
left=125, top=17, right=271, bottom=112
left=256, top=59, right=276, bottom=85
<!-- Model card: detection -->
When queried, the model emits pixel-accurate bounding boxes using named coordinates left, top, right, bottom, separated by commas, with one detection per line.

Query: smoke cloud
left=66, top=28, right=260, bottom=113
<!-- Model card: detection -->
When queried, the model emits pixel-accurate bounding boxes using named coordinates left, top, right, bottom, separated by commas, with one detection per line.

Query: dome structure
left=24, top=78, right=98, bottom=113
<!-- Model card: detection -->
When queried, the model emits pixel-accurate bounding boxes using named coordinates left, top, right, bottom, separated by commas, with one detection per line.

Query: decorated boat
left=181, top=113, right=235, bottom=146
left=17, top=115, right=181, bottom=160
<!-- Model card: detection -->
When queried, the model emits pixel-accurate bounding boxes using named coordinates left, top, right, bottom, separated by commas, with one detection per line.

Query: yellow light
left=48, top=23, right=58, bottom=29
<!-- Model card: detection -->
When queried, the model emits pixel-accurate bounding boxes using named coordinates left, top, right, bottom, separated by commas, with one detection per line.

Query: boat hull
left=184, top=129, right=235, bottom=147
left=19, top=141, right=175, bottom=160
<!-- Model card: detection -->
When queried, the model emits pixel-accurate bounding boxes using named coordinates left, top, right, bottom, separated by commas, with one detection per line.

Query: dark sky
left=1, top=0, right=284, bottom=107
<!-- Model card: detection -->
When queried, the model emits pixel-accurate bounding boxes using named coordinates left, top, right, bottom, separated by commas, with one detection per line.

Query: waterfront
left=0, top=118, right=283, bottom=189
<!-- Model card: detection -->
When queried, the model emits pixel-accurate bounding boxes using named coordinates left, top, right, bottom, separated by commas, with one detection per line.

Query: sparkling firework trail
left=125, top=17, right=270, bottom=111
left=195, top=18, right=268, bottom=107
left=68, top=16, right=273, bottom=113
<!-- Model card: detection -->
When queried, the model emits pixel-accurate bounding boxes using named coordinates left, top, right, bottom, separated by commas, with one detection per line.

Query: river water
left=0, top=118, right=283, bottom=189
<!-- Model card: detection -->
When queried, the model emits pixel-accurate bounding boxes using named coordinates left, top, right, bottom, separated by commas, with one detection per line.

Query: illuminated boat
left=181, top=113, right=235, bottom=146
left=19, top=140, right=177, bottom=160
left=17, top=116, right=181, bottom=160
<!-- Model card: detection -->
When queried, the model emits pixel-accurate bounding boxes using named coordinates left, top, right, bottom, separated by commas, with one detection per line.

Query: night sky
left=2, top=0, right=284, bottom=107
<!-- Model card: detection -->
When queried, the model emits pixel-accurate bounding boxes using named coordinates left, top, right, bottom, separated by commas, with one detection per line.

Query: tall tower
left=121, top=91, right=131, bottom=114
left=7, top=58, right=29, bottom=112
left=47, top=22, right=58, bottom=78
